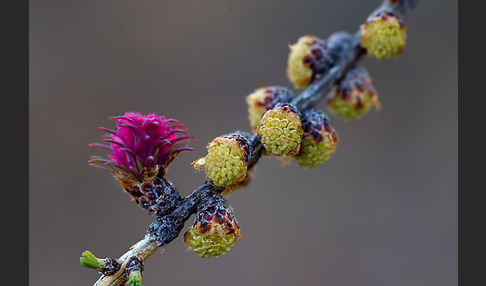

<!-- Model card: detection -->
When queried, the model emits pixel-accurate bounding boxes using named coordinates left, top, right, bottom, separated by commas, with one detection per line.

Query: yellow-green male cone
left=360, top=12, right=407, bottom=60
left=193, top=132, right=254, bottom=189
left=257, top=104, right=304, bottom=156
left=327, top=67, right=380, bottom=121
left=294, top=109, right=338, bottom=168
left=184, top=198, right=241, bottom=258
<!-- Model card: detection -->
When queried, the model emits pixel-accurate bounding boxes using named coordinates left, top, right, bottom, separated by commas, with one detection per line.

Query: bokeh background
left=30, top=1, right=457, bottom=285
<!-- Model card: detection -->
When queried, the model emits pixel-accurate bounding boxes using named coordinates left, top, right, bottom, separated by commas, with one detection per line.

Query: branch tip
left=80, top=250, right=104, bottom=271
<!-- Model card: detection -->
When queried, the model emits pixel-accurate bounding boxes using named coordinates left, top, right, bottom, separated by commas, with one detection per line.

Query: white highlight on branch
left=93, top=234, right=159, bottom=286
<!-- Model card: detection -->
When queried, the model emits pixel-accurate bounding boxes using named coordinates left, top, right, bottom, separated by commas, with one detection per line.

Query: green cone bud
left=246, top=86, right=293, bottom=131
left=80, top=250, right=104, bottom=270
left=80, top=250, right=121, bottom=276
left=360, top=12, right=406, bottom=60
left=327, top=67, right=380, bottom=121
left=295, top=109, right=338, bottom=168
left=126, top=270, right=142, bottom=286
left=184, top=196, right=241, bottom=258
left=257, top=104, right=304, bottom=156
left=125, top=256, right=143, bottom=286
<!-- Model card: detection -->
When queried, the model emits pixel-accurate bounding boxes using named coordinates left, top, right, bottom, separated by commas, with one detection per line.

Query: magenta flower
left=89, top=112, right=194, bottom=189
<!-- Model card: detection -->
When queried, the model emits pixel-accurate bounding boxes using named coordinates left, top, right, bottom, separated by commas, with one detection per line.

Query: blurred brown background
left=30, top=0, right=457, bottom=285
